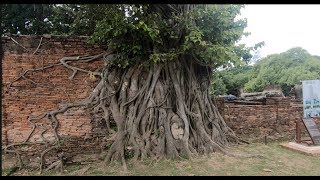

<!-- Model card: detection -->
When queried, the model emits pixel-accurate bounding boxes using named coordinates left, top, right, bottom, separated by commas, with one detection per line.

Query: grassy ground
left=2, top=142, right=320, bottom=176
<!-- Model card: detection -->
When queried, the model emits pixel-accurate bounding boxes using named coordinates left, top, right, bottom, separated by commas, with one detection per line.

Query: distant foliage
left=1, top=4, right=54, bottom=34
left=211, top=65, right=253, bottom=96
left=211, top=47, right=320, bottom=96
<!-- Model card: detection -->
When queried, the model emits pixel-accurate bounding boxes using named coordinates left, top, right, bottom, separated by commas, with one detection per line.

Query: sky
left=239, top=5, right=320, bottom=58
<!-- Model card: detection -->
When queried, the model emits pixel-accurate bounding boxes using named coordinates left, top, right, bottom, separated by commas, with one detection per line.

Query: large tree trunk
left=96, top=57, right=239, bottom=167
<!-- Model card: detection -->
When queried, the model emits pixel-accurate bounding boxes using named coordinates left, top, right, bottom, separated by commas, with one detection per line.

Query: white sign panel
left=303, top=80, right=320, bottom=118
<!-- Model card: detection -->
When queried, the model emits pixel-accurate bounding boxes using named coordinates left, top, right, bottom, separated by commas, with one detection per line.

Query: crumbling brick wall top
left=2, top=34, right=106, bottom=55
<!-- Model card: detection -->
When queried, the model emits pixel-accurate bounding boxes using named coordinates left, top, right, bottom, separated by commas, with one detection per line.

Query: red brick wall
left=216, top=97, right=320, bottom=142
left=2, top=35, right=106, bottom=152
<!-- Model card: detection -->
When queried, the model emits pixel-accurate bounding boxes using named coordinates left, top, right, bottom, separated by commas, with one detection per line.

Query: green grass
left=2, top=142, right=320, bottom=176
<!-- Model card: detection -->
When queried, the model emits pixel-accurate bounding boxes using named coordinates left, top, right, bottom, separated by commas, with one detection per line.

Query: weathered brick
left=2, top=35, right=106, bottom=154
left=216, top=97, right=320, bottom=142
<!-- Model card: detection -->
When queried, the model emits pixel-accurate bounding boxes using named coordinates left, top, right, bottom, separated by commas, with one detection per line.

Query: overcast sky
left=239, top=5, right=320, bottom=58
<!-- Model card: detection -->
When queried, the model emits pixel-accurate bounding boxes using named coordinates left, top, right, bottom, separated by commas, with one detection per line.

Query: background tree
left=211, top=65, right=253, bottom=96
left=1, top=4, right=54, bottom=34
left=212, top=47, right=320, bottom=96
left=1, top=4, right=82, bottom=35
left=245, top=47, right=320, bottom=95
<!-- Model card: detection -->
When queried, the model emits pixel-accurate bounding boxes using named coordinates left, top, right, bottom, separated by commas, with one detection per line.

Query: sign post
left=297, top=80, right=320, bottom=145
left=302, top=80, right=320, bottom=118
left=296, top=119, right=301, bottom=143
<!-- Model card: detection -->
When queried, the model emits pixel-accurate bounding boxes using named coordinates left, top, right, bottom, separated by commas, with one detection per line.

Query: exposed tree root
left=3, top=51, right=261, bottom=173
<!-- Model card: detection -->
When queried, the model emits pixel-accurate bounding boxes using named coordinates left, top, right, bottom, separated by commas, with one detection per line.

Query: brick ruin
left=2, top=35, right=107, bottom=156
left=217, top=98, right=304, bottom=142
left=2, top=35, right=318, bottom=157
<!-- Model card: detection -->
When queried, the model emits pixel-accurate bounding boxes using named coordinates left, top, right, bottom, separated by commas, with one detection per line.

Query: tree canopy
left=3, top=4, right=263, bottom=170
left=2, top=4, right=260, bottom=68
